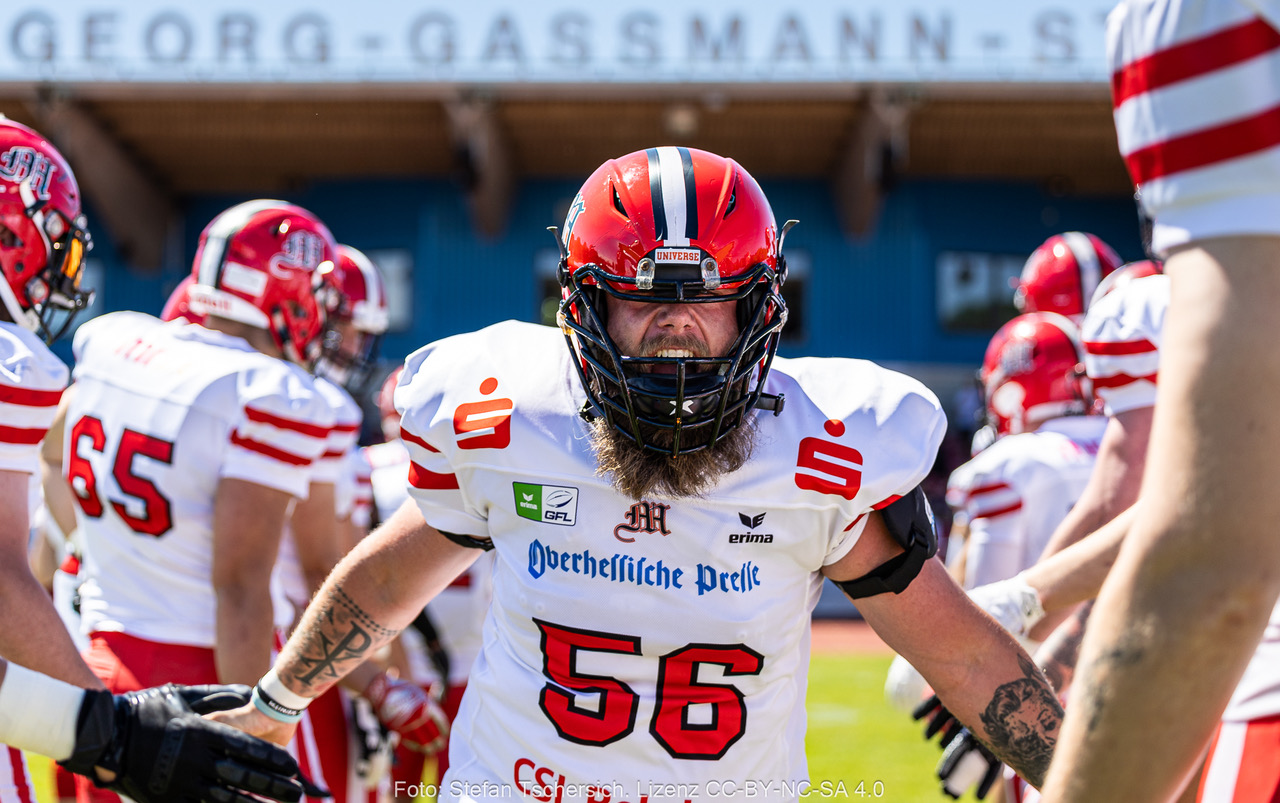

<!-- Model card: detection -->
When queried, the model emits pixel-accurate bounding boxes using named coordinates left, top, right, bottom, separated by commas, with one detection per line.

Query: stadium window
left=363, top=249, right=414, bottom=332
left=936, top=251, right=1023, bottom=332
left=533, top=247, right=807, bottom=345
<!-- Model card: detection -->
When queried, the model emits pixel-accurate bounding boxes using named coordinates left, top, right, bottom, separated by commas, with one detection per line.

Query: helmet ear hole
left=725, top=189, right=737, bottom=217
left=613, top=187, right=627, bottom=217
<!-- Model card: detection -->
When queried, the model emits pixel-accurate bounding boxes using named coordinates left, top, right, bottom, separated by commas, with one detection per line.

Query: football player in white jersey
left=62, top=199, right=338, bottom=803
left=890, top=313, right=1104, bottom=799
left=364, top=367, right=496, bottom=799
left=215, top=147, right=1063, bottom=800
left=1046, top=4, right=1280, bottom=798
left=0, top=121, right=314, bottom=803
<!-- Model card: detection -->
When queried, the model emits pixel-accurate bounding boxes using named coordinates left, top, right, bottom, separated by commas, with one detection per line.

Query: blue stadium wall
left=68, top=175, right=1144, bottom=372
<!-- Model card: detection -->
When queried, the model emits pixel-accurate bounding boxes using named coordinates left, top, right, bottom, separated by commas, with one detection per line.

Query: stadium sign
left=0, top=1, right=1116, bottom=86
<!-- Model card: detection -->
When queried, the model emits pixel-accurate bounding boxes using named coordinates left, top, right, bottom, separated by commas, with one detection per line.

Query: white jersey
left=271, top=377, right=362, bottom=631
left=948, top=416, right=1107, bottom=589
left=70, top=312, right=334, bottom=647
left=365, top=437, right=494, bottom=688
left=396, top=321, right=946, bottom=800
left=0, top=322, right=68, bottom=517
left=1082, top=274, right=1169, bottom=416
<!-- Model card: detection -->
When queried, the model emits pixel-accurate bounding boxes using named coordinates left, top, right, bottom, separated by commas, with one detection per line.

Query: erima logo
left=730, top=511, right=773, bottom=544
left=513, top=482, right=579, bottom=526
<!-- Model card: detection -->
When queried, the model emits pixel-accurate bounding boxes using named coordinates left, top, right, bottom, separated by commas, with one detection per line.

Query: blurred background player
left=364, top=367, right=494, bottom=799
left=887, top=312, right=1104, bottom=800
left=54, top=199, right=337, bottom=803
left=1013, top=232, right=1124, bottom=323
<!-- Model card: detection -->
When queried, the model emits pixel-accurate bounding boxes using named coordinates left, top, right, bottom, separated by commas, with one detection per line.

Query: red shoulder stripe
left=408, top=461, right=458, bottom=490
left=0, top=384, right=63, bottom=408
left=1093, top=372, right=1158, bottom=389
left=400, top=426, right=439, bottom=453
left=244, top=406, right=330, bottom=439
left=230, top=432, right=313, bottom=466
left=971, top=500, right=1023, bottom=521
left=0, top=424, right=48, bottom=445
left=1085, top=339, right=1157, bottom=356
left=1112, top=18, right=1280, bottom=107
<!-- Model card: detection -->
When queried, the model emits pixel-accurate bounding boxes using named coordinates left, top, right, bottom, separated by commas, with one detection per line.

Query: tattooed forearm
left=1035, top=600, right=1096, bottom=694
left=979, top=652, right=1064, bottom=788
left=282, top=584, right=401, bottom=695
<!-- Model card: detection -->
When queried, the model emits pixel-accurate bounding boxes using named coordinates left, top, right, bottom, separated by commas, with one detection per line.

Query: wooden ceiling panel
left=5, top=94, right=1133, bottom=197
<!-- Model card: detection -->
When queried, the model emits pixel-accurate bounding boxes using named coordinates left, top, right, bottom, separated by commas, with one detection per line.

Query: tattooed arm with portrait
left=209, top=499, right=481, bottom=745
left=828, top=511, right=1063, bottom=788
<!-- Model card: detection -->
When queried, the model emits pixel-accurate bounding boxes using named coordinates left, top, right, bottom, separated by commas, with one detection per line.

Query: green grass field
left=24, top=653, right=979, bottom=803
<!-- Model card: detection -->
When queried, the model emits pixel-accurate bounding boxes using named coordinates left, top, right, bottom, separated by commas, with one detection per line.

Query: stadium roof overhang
left=0, top=1, right=1132, bottom=270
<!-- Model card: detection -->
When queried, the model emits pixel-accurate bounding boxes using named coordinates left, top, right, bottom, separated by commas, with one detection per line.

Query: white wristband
left=0, top=663, right=86, bottom=761
left=258, top=669, right=314, bottom=711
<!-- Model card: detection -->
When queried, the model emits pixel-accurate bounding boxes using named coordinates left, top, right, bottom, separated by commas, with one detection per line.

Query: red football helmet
left=318, top=244, right=390, bottom=387
left=1088, top=259, right=1163, bottom=310
left=159, top=275, right=205, bottom=324
left=187, top=200, right=338, bottom=369
left=557, top=146, right=791, bottom=456
left=0, top=118, right=93, bottom=343
left=981, top=312, right=1092, bottom=436
left=377, top=366, right=403, bottom=443
left=1014, top=232, right=1123, bottom=320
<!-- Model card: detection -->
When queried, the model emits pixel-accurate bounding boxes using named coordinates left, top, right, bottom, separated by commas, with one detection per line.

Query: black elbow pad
left=832, top=485, right=938, bottom=600
left=439, top=529, right=495, bottom=551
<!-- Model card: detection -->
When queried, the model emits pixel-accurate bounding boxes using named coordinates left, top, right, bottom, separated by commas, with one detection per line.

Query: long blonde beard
left=588, top=414, right=758, bottom=501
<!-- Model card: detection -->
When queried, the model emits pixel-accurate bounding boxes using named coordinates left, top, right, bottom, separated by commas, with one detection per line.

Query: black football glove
left=911, top=694, right=963, bottom=745
left=59, top=683, right=319, bottom=803
left=936, top=727, right=1002, bottom=800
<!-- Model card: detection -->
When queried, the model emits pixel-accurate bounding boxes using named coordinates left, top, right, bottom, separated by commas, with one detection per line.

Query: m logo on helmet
left=1000, top=340, right=1036, bottom=377
left=268, top=230, right=328, bottom=277
left=0, top=147, right=57, bottom=201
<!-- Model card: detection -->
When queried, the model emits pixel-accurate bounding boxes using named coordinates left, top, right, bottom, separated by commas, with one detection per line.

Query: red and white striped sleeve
left=1109, top=0, right=1280, bottom=254
left=0, top=325, right=68, bottom=475
left=346, top=448, right=374, bottom=530
left=224, top=365, right=335, bottom=499
left=1083, top=275, right=1168, bottom=417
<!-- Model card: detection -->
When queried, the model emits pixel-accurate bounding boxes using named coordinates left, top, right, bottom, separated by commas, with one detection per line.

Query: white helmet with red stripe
left=981, top=312, right=1092, bottom=436
left=1014, top=232, right=1123, bottom=321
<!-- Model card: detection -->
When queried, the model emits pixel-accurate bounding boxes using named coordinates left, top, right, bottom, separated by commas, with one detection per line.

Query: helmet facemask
left=560, top=256, right=787, bottom=458
left=0, top=183, right=94, bottom=344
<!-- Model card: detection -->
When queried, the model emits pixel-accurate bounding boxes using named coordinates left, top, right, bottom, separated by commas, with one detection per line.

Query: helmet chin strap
left=0, top=266, right=39, bottom=334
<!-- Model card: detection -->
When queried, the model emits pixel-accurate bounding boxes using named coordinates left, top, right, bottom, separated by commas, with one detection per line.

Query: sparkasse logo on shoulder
left=513, top=482, right=579, bottom=526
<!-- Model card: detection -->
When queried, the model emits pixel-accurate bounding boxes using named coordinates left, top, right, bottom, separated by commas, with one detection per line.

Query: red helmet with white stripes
left=160, top=275, right=205, bottom=324
left=0, top=118, right=94, bottom=343
left=557, top=146, right=790, bottom=456
left=1014, top=232, right=1123, bottom=320
left=187, top=200, right=339, bottom=369
left=981, top=312, right=1092, bottom=436
left=1087, top=259, right=1163, bottom=310
left=317, top=244, right=389, bottom=387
